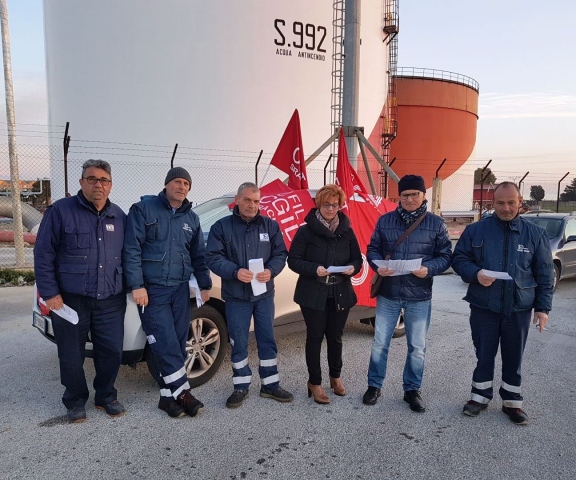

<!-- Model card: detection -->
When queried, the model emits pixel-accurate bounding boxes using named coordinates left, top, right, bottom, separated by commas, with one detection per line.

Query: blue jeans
left=225, top=295, right=279, bottom=390
left=367, top=296, right=431, bottom=391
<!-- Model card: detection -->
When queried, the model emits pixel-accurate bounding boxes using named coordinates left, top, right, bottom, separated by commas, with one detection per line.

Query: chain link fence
left=1, top=134, right=575, bottom=269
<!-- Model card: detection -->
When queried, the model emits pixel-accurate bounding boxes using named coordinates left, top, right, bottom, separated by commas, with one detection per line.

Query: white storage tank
left=43, top=0, right=389, bottom=208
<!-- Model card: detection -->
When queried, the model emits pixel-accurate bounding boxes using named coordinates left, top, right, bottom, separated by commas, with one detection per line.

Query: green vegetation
left=0, top=268, right=35, bottom=286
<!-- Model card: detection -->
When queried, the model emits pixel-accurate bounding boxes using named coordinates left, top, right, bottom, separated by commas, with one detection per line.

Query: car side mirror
left=566, top=235, right=576, bottom=243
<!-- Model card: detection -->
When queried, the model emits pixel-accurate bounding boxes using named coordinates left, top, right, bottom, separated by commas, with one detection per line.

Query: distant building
left=473, top=183, right=497, bottom=210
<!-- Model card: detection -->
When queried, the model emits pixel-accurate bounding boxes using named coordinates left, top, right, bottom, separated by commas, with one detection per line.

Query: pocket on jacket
left=514, top=275, right=537, bottom=310
left=59, top=263, right=88, bottom=293
left=471, top=240, right=484, bottom=263
left=64, top=226, right=91, bottom=249
left=144, top=218, right=159, bottom=241
left=114, top=265, right=124, bottom=293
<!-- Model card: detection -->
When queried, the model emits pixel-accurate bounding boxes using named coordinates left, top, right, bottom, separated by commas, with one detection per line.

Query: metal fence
left=1, top=137, right=575, bottom=269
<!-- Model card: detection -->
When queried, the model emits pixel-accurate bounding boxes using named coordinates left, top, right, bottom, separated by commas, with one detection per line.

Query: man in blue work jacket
left=123, top=167, right=212, bottom=419
left=207, top=182, right=293, bottom=408
left=453, top=181, right=553, bottom=425
left=34, top=159, right=127, bottom=423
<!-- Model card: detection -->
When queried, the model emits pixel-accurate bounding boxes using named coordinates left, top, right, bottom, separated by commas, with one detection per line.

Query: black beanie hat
left=398, top=174, right=426, bottom=194
left=164, top=167, right=192, bottom=186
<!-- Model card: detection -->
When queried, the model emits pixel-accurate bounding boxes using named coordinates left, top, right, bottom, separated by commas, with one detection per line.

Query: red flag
left=334, top=127, right=397, bottom=307
left=270, top=109, right=309, bottom=190
left=258, top=180, right=315, bottom=249
left=335, top=127, right=368, bottom=197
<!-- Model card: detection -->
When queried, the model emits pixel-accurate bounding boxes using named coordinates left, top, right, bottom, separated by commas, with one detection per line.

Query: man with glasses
left=363, top=175, right=452, bottom=412
left=34, top=159, right=127, bottom=423
left=206, top=182, right=293, bottom=408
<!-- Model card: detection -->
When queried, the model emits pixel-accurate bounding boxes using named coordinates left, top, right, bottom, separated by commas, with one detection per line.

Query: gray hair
left=236, top=182, right=259, bottom=196
left=81, top=159, right=112, bottom=178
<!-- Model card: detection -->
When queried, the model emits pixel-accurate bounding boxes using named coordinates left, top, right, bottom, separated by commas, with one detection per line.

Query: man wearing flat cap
left=124, top=167, right=212, bottom=418
left=363, top=174, right=452, bottom=412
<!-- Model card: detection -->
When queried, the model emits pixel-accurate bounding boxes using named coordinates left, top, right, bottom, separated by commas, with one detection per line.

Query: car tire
left=186, top=305, right=228, bottom=388
left=553, top=263, right=560, bottom=292
left=145, top=304, right=229, bottom=388
left=368, top=312, right=406, bottom=338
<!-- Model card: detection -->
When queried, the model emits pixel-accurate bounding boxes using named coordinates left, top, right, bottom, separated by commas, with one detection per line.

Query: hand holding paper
left=249, top=258, right=267, bottom=296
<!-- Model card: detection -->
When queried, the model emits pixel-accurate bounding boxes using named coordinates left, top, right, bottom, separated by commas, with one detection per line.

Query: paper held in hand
left=373, top=258, right=422, bottom=276
left=189, top=274, right=204, bottom=306
left=249, top=258, right=267, bottom=296
left=481, top=269, right=513, bottom=280
left=327, top=266, right=350, bottom=273
left=39, top=297, right=79, bottom=325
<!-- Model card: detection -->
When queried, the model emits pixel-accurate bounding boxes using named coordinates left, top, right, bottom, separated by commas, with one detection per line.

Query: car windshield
left=523, top=217, right=563, bottom=238
left=193, top=196, right=234, bottom=237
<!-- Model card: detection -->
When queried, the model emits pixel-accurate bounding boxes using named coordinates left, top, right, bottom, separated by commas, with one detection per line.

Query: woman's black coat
left=287, top=209, right=363, bottom=311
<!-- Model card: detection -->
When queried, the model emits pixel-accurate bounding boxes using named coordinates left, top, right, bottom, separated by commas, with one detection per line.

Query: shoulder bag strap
left=384, top=213, right=427, bottom=260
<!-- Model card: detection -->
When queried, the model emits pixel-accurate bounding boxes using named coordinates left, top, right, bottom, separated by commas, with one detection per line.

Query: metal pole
left=356, top=129, right=399, bottom=182
left=357, top=136, right=377, bottom=195
left=63, top=122, right=70, bottom=196
left=479, top=160, right=492, bottom=217
left=0, top=0, right=25, bottom=266
left=557, top=172, right=569, bottom=213
left=170, top=143, right=178, bottom=168
left=254, top=150, right=263, bottom=185
left=342, top=0, right=361, bottom=167
left=518, top=171, right=529, bottom=195
left=323, top=154, right=333, bottom=185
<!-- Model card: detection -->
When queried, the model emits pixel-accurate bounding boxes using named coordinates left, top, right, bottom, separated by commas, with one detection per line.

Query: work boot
left=177, top=389, right=204, bottom=417
left=66, top=406, right=86, bottom=424
left=95, top=400, right=126, bottom=417
left=403, top=390, right=426, bottom=413
left=226, top=389, right=249, bottom=409
left=462, top=400, right=488, bottom=417
left=502, top=406, right=529, bottom=425
left=260, top=386, right=294, bottom=403
left=158, top=396, right=186, bottom=418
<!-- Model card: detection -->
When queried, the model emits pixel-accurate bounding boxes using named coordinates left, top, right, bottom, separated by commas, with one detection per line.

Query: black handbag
left=369, top=213, right=427, bottom=298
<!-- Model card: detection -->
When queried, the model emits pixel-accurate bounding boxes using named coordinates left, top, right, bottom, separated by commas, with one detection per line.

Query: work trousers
left=469, top=306, right=531, bottom=408
left=225, top=295, right=279, bottom=391
left=300, top=303, right=349, bottom=385
left=52, top=292, right=126, bottom=409
left=139, top=282, right=191, bottom=398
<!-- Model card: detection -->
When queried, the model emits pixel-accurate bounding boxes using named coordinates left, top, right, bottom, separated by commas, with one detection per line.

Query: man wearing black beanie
left=123, top=167, right=212, bottom=418
left=363, top=174, right=452, bottom=413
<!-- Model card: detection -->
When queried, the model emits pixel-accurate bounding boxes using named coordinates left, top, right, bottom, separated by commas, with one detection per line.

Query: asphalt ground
left=1, top=274, right=575, bottom=480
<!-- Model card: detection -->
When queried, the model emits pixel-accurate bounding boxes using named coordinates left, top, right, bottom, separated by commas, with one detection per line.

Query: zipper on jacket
left=500, top=223, right=510, bottom=312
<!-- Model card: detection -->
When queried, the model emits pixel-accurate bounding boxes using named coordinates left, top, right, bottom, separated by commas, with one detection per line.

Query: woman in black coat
left=287, top=185, right=362, bottom=404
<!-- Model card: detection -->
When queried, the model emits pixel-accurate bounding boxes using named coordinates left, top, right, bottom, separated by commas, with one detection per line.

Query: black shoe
left=66, top=406, right=86, bottom=424
left=260, top=386, right=294, bottom=403
left=158, top=396, right=186, bottom=418
left=95, top=400, right=126, bottom=417
left=462, top=400, right=488, bottom=417
left=363, top=386, right=381, bottom=405
left=176, top=389, right=204, bottom=417
left=226, top=389, right=249, bottom=409
left=403, top=390, right=426, bottom=413
left=502, top=406, right=529, bottom=425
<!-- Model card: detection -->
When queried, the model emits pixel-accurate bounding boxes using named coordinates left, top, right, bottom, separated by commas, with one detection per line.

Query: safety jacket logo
left=517, top=244, right=530, bottom=253
left=183, top=223, right=193, bottom=232
left=260, top=233, right=270, bottom=242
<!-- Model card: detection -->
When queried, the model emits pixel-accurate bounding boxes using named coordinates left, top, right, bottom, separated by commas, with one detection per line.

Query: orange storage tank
left=388, top=68, right=479, bottom=199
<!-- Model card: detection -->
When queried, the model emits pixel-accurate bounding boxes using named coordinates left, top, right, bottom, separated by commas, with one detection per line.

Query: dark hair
left=315, top=184, right=346, bottom=208
left=494, top=181, right=521, bottom=196
left=81, top=159, right=112, bottom=178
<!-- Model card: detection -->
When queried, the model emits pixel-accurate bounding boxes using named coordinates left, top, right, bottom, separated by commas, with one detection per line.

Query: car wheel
left=368, top=311, right=406, bottom=338
left=185, top=305, right=228, bottom=388
left=553, top=263, right=560, bottom=292
left=145, top=305, right=229, bottom=388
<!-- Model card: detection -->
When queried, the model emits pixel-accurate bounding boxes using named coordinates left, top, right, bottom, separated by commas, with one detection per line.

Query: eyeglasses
left=321, top=203, right=340, bottom=210
left=83, top=176, right=112, bottom=186
left=399, top=192, right=421, bottom=200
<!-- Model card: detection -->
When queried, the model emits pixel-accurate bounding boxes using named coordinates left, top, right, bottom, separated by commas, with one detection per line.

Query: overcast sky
left=1, top=0, right=574, bottom=198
